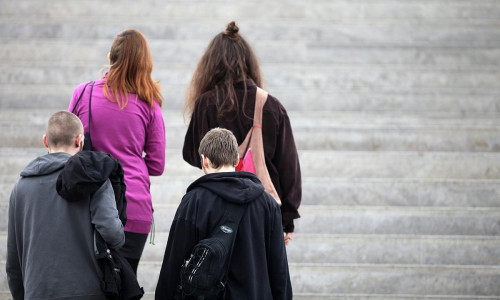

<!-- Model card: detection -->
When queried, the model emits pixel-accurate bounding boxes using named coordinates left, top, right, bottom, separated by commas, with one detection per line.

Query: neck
left=204, top=165, right=235, bottom=174
left=48, top=147, right=80, bottom=156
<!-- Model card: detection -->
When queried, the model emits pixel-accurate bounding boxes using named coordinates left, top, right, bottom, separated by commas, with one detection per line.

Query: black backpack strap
left=87, top=81, right=95, bottom=142
left=71, top=81, right=95, bottom=151
left=213, top=202, right=248, bottom=283
left=80, top=81, right=95, bottom=151
left=71, top=81, right=92, bottom=114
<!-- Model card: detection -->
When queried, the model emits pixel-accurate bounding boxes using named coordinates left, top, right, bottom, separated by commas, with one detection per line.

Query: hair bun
left=224, top=21, right=239, bottom=37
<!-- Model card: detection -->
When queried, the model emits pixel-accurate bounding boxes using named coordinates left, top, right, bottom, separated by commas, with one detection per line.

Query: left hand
left=284, top=232, right=293, bottom=246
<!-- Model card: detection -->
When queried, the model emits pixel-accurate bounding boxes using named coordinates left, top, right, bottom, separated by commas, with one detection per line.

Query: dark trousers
left=119, top=231, right=148, bottom=275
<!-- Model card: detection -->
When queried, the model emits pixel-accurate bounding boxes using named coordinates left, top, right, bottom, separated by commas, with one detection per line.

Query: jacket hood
left=56, top=151, right=121, bottom=202
left=187, top=172, right=264, bottom=204
left=20, top=152, right=71, bottom=177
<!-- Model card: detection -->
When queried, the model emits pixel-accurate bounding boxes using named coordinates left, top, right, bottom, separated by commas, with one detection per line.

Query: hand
left=284, top=232, right=293, bottom=246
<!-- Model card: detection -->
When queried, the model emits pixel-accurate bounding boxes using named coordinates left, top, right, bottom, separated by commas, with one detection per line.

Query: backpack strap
left=252, top=87, right=268, bottom=127
left=85, top=81, right=95, bottom=150
left=71, top=81, right=95, bottom=151
left=71, top=82, right=92, bottom=114
left=237, top=87, right=268, bottom=156
left=212, top=202, right=248, bottom=285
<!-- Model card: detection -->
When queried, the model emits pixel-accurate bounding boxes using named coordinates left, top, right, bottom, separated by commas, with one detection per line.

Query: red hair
left=104, top=29, right=162, bottom=108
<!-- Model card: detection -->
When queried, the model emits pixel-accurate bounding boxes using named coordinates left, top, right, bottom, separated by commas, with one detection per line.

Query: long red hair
left=104, top=29, right=162, bottom=108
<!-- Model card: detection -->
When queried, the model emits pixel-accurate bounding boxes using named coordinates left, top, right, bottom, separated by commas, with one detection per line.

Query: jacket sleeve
left=183, top=98, right=218, bottom=169
left=155, top=199, right=197, bottom=299
left=268, top=202, right=293, bottom=299
left=144, top=102, right=166, bottom=176
left=90, top=180, right=125, bottom=248
left=274, top=106, right=302, bottom=232
left=6, top=185, right=24, bottom=300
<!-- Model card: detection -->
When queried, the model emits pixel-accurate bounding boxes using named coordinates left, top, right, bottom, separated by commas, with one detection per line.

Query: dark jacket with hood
left=155, top=171, right=292, bottom=300
left=6, top=152, right=124, bottom=300
left=182, top=79, right=301, bottom=233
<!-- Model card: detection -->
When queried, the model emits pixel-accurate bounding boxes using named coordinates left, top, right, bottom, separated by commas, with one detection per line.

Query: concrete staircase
left=1, top=0, right=500, bottom=299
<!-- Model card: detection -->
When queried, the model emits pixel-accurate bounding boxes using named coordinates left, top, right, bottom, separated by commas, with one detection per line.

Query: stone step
left=1, top=292, right=499, bottom=300
left=2, top=177, right=500, bottom=208
left=1, top=203, right=499, bottom=235
left=2, top=63, right=499, bottom=91
left=2, top=109, right=500, bottom=151
left=2, top=1, right=499, bottom=25
left=1, top=20, right=499, bottom=47
left=1, top=149, right=500, bottom=180
left=3, top=292, right=498, bottom=300
left=134, top=262, right=500, bottom=296
left=151, top=205, right=500, bottom=236
left=129, top=233, right=500, bottom=266
left=2, top=232, right=499, bottom=265
left=2, top=260, right=498, bottom=297
left=3, top=39, right=500, bottom=66
left=144, top=178, right=500, bottom=208
left=292, top=205, right=500, bottom=235
left=1, top=84, right=499, bottom=113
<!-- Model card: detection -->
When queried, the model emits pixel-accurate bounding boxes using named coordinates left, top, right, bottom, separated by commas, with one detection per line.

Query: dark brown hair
left=104, top=29, right=162, bottom=109
left=185, top=21, right=262, bottom=119
left=46, top=111, right=83, bottom=148
left=198, top=128, right=239, bottom=168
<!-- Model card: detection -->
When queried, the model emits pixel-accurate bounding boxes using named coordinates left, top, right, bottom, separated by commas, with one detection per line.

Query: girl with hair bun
left=69, top=29, right=166, bottom=273
left=182, top=21, right=302, bottom=244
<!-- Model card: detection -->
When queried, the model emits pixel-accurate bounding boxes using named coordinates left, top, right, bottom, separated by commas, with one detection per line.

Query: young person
left=182, top=21, right=301, bottom=245
left=156, top=128, right=292, bottom=300
left=69, top=29, right=166, bottom=273
left=6, top=111, right=124, bottom=300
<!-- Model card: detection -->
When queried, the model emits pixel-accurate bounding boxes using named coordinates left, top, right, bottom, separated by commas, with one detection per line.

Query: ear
left=107, top=52, right=111, bottom=63
left=42, top=135, right=49, bottom=149
left=75, top=134, right=83, bottom=148
left=201, top=155, right=210, bottom=169
left=235, top=153, right=240, bottom=167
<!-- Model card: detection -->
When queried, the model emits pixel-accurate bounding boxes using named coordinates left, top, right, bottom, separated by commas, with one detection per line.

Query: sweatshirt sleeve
left=274, top=106, right=302, bottom=233
left=183, top=98, right=218, bottom=169
left=6, top=185, right=24, bottom=300
left=155, top=198, right=197, bottom=299
left=268, top=202, right=293, bottom=299
left=144, top=102, right=166, bottom=176
left=90, top=180, right=125, bottom=248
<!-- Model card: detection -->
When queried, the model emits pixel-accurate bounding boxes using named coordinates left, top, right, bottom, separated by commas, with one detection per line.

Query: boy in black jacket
left=155, top=128, right=292, bottom=300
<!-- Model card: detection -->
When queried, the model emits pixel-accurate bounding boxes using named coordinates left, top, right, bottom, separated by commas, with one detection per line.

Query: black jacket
left=155, top=172, right=292, bottom=300
left=183, top=80, right=301, bottom=232
left=57, top=150, right=127, bottom=225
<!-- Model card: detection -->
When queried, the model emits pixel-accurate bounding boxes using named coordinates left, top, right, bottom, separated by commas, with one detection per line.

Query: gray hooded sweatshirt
left=6, top=152, right=125, bottom=300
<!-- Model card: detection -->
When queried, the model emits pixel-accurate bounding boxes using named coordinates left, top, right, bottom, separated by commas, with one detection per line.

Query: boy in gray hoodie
left=6, top=111, right=124, bottom=300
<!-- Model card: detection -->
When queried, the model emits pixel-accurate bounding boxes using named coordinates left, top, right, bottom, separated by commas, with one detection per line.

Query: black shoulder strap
left=213, top=202, right=248, bottom=280
left=71, top=81, right=92, bottom=114
left=87, top=81, right=95, bottom=140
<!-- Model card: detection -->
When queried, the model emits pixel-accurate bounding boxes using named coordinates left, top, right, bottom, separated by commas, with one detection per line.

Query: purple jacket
left=69, top=79, right=165, bottom=234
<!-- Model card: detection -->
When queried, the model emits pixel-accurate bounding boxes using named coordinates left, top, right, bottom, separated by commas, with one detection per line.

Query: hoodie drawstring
left=149, top=214, right=155, bottom=245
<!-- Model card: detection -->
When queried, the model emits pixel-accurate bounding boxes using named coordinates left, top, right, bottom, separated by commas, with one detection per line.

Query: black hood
left=187, top=172, right=264, bottom=204
left=56, top=151, right=121, bottom=202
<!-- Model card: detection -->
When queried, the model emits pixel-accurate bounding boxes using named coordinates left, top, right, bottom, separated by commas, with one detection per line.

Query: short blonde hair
left=46, top=111, right=83, bottom=148
left=198, top=128, right=239, bottom=168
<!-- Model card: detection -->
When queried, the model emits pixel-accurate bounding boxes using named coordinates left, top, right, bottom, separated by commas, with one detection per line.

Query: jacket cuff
left=282, top=218, right=294, bottom=233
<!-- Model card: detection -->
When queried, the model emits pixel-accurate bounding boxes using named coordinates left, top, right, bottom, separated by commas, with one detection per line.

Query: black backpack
left=176, top=202, right=248, bottom=299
